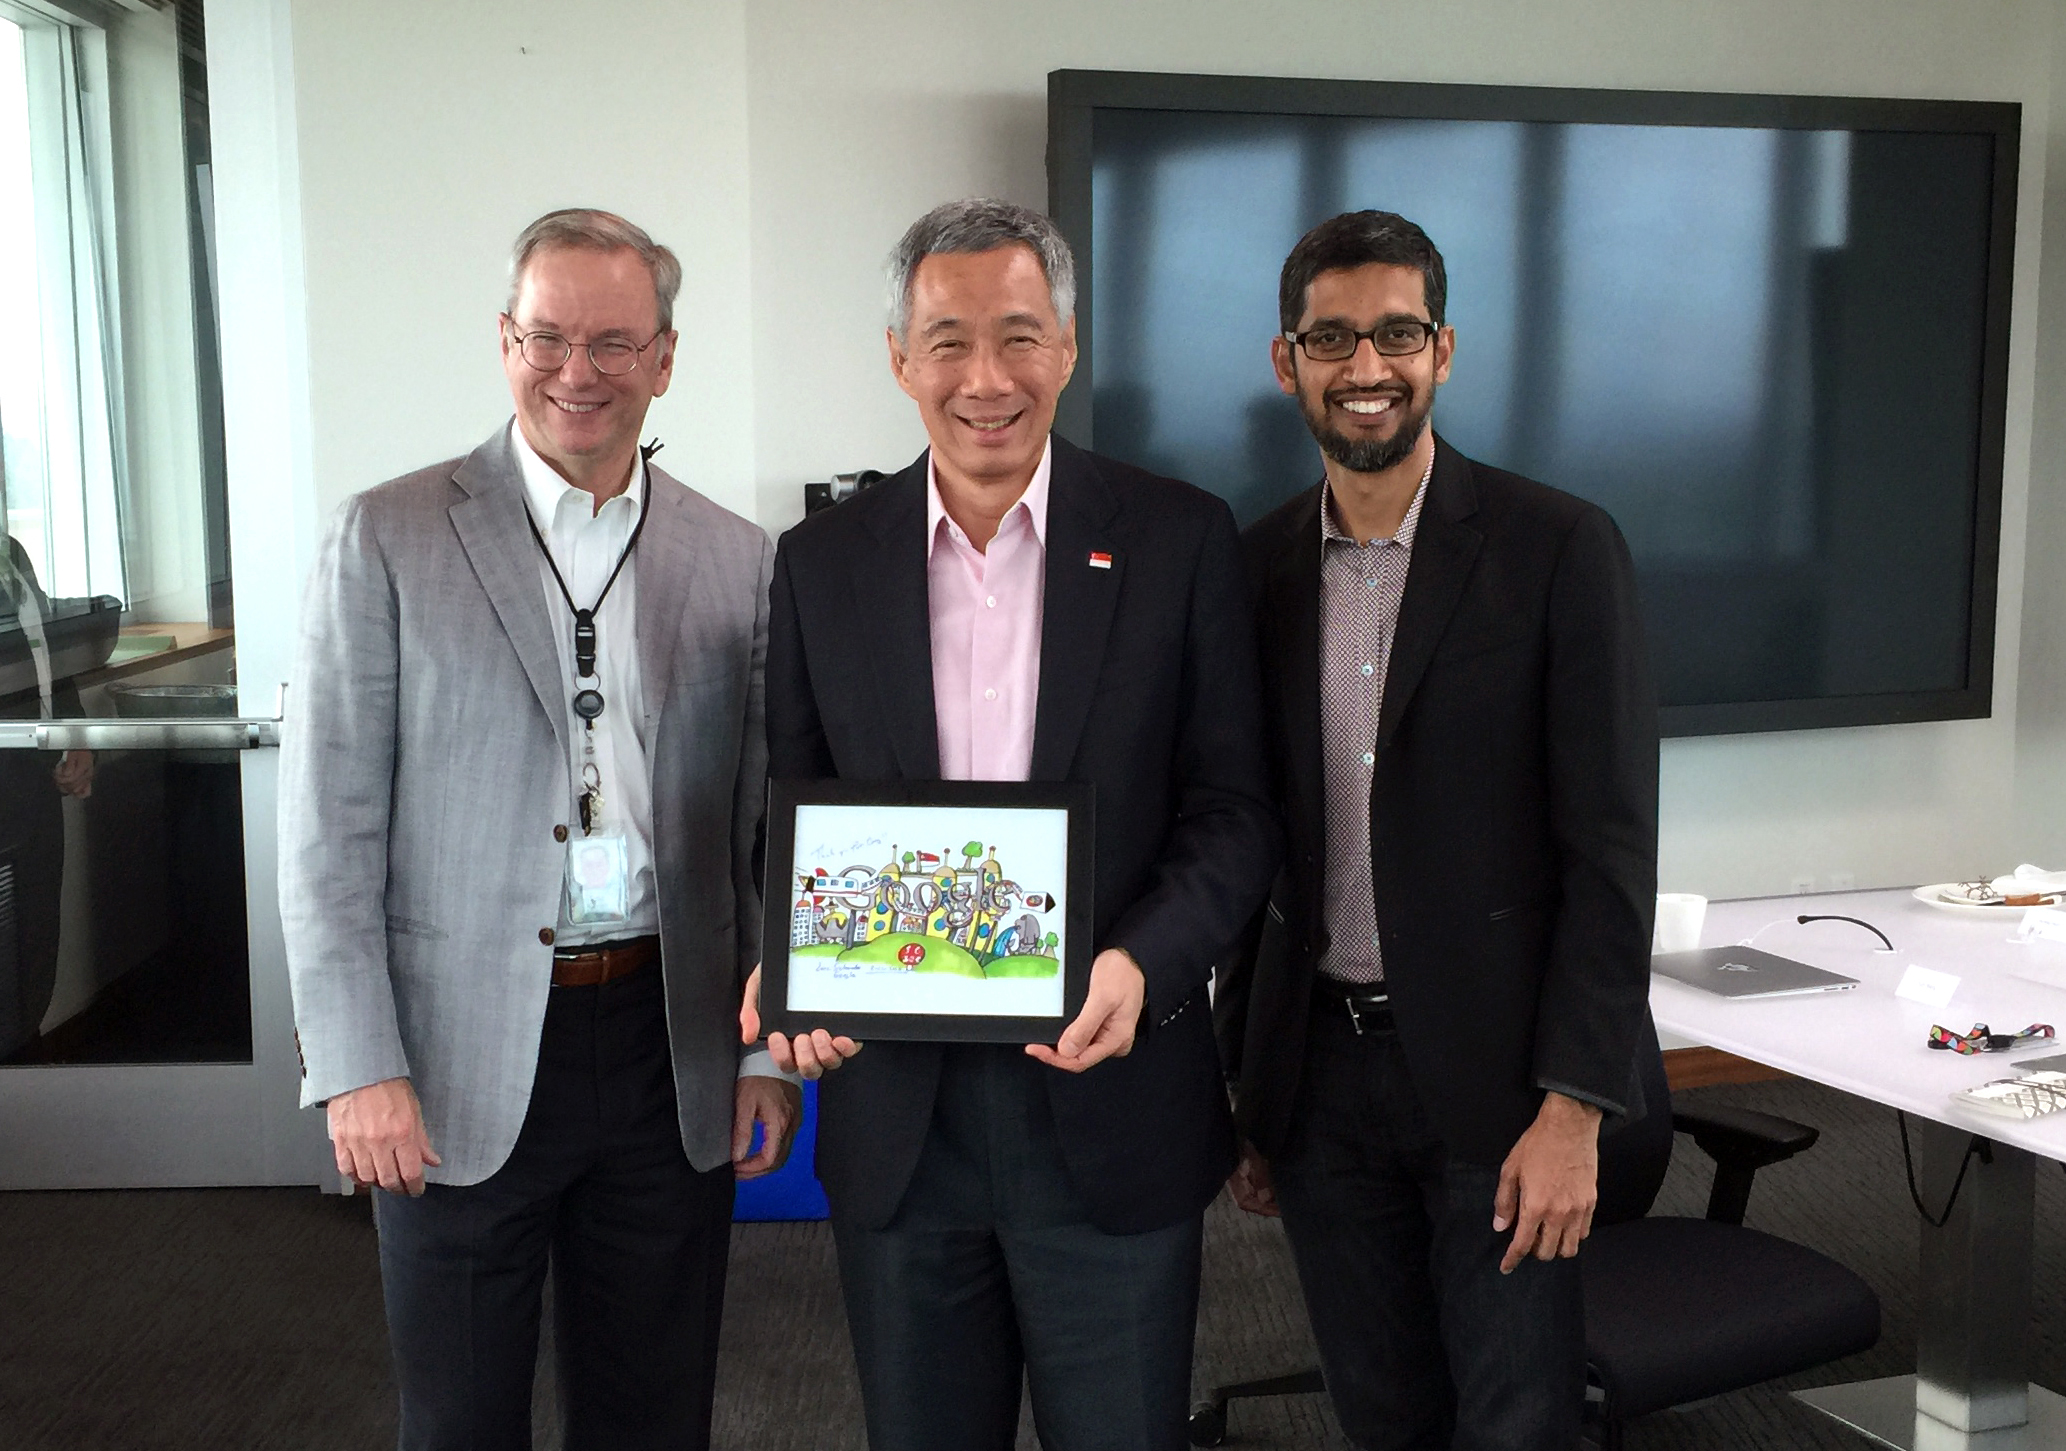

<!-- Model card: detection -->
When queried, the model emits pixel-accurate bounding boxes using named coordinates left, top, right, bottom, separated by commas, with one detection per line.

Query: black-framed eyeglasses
left=504, top=317, right=667, bottom=377
left=1284, top=319, right=1439, bottom=362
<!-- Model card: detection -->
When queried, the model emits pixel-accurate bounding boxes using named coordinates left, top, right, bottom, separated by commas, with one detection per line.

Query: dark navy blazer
left=766, top=435, right=1280, bottom=1233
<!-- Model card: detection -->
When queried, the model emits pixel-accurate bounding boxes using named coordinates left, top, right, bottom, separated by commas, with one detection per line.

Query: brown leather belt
left=551, top=934, right=659, bottom=988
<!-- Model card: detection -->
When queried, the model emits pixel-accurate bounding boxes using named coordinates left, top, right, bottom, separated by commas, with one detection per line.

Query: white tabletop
left=1651, top=886, right=2066, bottom=1161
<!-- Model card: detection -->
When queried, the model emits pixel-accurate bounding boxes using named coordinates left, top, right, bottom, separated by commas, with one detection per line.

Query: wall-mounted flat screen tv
left=1048, top=71, right=2018, bottom=737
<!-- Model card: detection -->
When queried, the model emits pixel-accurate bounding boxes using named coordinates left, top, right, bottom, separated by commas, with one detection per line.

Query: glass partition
left=0, top=0, right=248, bottom=1068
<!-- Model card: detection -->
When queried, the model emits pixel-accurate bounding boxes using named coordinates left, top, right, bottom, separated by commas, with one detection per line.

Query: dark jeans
left=373, top=964, right=735, bottom=1451
left=1272, top=1008, right=1584, bottom=1451
left=833, top=1044, right=1203, bottom=1451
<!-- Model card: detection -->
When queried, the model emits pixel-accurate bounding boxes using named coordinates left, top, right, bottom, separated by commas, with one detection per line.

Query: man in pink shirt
left=748, top=199, right=1279, bottom=1451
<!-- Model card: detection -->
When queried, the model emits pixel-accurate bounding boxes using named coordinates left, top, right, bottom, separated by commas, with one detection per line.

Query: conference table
left=1652, top=886, right=2066, bottom=1451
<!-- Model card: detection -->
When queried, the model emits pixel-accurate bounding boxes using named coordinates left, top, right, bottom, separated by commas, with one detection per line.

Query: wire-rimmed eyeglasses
left=1283, top=318, right=1439, bottom=363
left=504, top=318, right=666, bottom=376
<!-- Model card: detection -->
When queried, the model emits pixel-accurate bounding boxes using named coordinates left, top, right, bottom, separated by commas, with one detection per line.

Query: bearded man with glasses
left=280, top=208, right=797, bottom=1450
left=1217, top=210, right=1660, bottom=1451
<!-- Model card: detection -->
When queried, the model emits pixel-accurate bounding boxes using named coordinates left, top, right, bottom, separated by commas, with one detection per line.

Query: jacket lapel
left=448, top=426, right=568, bottom=760
left=1266, top=486, right=1326, bottom=868
left=854, top=457, right=942, bottom=779
left=634, top=464, right=692, bottom=725
left=1377, top=441, right=1482, bottom=751
left=1030, top=438, right=1122, bottom=782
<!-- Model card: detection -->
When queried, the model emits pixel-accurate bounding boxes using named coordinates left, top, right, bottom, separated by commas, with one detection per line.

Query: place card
left=2015, top=906, right=2066, bottom=945
left=1896, top=963, right=1961, bottom=1010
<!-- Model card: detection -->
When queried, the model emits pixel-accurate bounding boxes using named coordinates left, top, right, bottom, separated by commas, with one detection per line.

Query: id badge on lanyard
left=565, top=743, right=631, bottom=926
left=531, top=442, right=658, bottom=930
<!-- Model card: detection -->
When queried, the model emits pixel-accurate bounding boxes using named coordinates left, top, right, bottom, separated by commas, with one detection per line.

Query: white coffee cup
left=1653, top=893, right=1708, bottom=955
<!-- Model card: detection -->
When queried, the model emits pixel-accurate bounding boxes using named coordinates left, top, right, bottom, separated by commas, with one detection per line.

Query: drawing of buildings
left=789, top=843, right=1056, bottom=957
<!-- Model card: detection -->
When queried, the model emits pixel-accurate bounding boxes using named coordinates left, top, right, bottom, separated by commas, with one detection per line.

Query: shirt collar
left=511, top=419, right=644, bottom=531
left=1321, top=442, right=1434, bottom=551
left=926, top=436, right=1053, bottom=558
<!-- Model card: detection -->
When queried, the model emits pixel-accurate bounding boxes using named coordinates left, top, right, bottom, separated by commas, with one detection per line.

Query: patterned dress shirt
left=1317, top=450, right=1433, bottom=986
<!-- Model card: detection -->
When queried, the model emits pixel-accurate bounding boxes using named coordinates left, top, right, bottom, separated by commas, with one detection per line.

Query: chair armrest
left=1671, top=1103, right=1819, bottom=1168
left=1670, top=1101, right=1821, bottom=1226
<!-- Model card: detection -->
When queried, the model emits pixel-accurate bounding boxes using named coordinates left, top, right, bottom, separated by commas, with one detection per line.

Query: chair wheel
left=1188, top=1399, right=1227, bottom=1447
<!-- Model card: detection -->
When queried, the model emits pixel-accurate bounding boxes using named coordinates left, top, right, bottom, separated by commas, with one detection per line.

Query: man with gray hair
left=748, top=197, right=1279, bottom=1449
left=281, top=207, right=797, bottom=1449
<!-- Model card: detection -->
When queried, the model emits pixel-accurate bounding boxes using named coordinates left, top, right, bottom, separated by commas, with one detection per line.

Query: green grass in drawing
left=979, top=955, right=1060, bottom=979
left=790, top=931, right=1054, bottom=981
left=839, top=932, right=985, bottom=978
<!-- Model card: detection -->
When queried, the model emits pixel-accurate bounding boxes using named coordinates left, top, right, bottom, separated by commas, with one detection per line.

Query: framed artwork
left=758, top=779, right=1094, bottom=1043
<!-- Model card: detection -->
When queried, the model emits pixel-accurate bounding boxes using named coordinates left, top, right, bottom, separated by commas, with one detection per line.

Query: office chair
left=1188, top=1016, right=1881, bottom=1449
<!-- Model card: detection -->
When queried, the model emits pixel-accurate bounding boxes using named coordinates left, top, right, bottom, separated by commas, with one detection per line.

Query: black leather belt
left=1315, top=980, right=1394, bottom=1035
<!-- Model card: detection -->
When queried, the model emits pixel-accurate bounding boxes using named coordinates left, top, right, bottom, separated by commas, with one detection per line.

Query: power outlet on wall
left=1791, top=874, right=1817, bottom=894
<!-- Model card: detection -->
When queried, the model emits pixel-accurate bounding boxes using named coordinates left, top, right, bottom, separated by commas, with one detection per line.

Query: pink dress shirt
left=928, top=440, right=1052, bottom=782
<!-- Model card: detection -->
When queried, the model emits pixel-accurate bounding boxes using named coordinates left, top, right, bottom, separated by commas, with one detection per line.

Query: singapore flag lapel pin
left=1087, top=550, right=1113, bottom=570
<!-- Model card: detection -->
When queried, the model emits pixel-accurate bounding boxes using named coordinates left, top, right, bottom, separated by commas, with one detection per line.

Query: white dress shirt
left=513, top=425, right=658, bottom=946
left=512, top=425, right=780, bottom=1082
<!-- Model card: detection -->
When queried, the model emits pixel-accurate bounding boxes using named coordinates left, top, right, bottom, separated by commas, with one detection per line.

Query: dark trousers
left=373, top=964, right=735, bottom=1451
left=833, top=1044, right=1203, bottom=1451
left=1271, top=1007, right=1584, bottom=1451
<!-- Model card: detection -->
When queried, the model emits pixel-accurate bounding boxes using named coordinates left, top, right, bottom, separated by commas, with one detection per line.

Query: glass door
left=0, top=0, right=316, bottom=1187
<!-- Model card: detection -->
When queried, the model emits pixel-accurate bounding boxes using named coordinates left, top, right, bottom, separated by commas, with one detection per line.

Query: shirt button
left=554, top=824, right=569, bottom=843
left=984, top=688, right=998, bottom=701
left=1361, top=751, right=1375, bottom=766
left=1360, top=662, right=1374, bottom=676
left=986, top=595, right=997, bottom=608
left=1365, top=578, right=1378, bottom=590
left=539, top=927, right=556, bottom=946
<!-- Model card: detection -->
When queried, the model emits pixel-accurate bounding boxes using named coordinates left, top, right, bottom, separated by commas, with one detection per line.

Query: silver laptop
left=1651, top=946, right=1858, bottom=999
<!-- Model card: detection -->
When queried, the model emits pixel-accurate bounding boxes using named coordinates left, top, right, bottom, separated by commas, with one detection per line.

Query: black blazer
left=766, top=435, right=1280, bottom=1233
left=1219, top=439, right=1659, bottom=1168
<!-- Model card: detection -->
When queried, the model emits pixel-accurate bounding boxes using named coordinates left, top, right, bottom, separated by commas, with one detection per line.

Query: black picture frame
left=1047, top=68, right=2019, bottom=739
left=759, top=778, right=1096, bottom=1044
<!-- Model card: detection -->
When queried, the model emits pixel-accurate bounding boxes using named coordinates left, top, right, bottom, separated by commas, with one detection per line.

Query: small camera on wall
left=803, top=470, right=886, bottom=517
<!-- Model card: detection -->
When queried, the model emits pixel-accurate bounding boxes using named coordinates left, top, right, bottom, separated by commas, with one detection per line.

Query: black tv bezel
left=1046, top=69, right=2020, bottom=739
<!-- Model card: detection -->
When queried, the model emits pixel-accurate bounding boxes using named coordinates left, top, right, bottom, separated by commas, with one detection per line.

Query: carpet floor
left=2, top=1075, right=2059, bottom=1449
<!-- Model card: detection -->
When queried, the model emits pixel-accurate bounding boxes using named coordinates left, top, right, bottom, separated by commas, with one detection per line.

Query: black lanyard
left=524, top=440, right=658, bottom=722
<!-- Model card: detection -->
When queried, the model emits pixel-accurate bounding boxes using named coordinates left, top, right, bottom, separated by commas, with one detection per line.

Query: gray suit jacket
left=279, top=423, right=772, bottom=1184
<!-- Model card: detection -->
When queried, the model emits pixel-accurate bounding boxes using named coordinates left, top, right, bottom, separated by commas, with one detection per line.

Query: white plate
left=1913, top=883, right=2066, bottom=916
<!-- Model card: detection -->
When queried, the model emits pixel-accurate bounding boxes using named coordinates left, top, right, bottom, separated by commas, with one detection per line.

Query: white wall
left=2015, top=4, right=2066, bottom=871
left=285, top=0, right=756, bottom=523
left=272, top=0, right=2066, bottom=902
